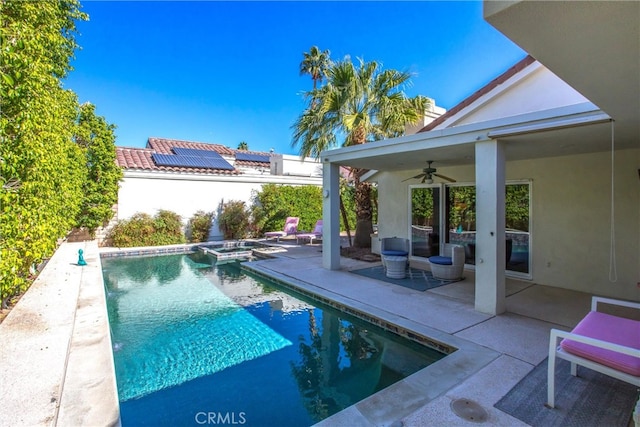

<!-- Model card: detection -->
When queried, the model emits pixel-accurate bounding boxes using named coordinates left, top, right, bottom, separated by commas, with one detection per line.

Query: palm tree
left=292, top=57, right=430, bottom=247
left=299, top=46, right=332, bottom=90
left=237, top=141, right=248, bottom=150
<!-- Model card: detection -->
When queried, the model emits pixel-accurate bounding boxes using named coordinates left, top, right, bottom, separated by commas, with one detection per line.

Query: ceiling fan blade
left=433, top=172, right=457, bottom=183
left=402, top=173, right=425, bottom=182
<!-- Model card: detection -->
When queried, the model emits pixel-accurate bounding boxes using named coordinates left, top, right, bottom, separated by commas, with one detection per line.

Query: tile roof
left=116, top=147, right=157, bottom=170
left=234, top=159, right=269, bottom=168
left=116, top=137, right=273, bottom=175
left=418, top=55, right=536, bottom=133
left=147, top=137, right=236, bottom=156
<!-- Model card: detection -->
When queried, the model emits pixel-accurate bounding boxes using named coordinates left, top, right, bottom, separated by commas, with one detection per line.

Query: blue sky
left=64, top=1, right=526, bottom=155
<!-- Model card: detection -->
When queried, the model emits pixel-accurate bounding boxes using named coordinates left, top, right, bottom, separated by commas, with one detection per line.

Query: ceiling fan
left=403, top=161, right=456, bottom=183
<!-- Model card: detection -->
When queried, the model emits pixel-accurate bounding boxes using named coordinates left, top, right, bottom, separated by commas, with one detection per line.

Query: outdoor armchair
left=547, top=296, right=640, bottom=408
left=380, top=237, right=409, bottom=265
left=428, top=243, right=464, bottom=280
left=380, top=237, right=410, bottom=279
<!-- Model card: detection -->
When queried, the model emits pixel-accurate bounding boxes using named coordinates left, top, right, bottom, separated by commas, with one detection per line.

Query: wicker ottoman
left=384, top=255, right=407, bottom=279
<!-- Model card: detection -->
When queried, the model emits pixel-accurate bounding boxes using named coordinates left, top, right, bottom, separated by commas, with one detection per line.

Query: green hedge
left=0, top=0, right=88, bottom=308
left=250, top=182, right=374, bottom=236
left=251, top=184, right=323, bottom=234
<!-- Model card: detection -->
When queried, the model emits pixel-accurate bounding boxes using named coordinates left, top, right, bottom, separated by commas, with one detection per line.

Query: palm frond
left=292, top=55, right=433, bottom=156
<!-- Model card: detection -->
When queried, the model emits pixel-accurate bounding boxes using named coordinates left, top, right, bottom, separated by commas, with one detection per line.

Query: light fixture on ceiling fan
left=402, top=161, right=456, bottom=184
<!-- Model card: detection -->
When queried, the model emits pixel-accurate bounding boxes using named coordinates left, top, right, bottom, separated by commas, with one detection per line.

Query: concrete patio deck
left=0, top=240, right=635, bottom=426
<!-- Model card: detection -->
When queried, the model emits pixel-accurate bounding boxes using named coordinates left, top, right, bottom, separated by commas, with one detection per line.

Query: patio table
left=384, top=255, right=407, bottom=279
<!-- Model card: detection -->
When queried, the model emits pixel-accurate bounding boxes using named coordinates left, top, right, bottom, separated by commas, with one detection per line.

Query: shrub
left=251, top=184, right=323, bottom=233
left=218, top=200, right=250, bottom=240
left=107, top=213, right=154, bottom=247
left=188, top=210, right=214, bottom=242
left=152, top=210, right=184, bottom=246
left=106, top=211, right=185, bottom=247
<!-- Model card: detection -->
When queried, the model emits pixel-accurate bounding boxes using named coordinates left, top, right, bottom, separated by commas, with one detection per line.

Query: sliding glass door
left=410, top=186, right=440, bottom=258
left=447, top=185, right=477, bottom=265
left=410, top=182, right=531, bottom=277
left=504, top=183, right=530, bottom=275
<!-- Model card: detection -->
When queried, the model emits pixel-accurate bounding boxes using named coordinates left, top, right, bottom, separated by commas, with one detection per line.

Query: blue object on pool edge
left=77, top=249, right=87, bottom=266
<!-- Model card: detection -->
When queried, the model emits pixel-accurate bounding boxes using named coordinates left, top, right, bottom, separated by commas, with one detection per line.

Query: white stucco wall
left=439, top=64, right=591, bottom=129
left=116, top=172, right=321, bottom=240
left=375, top=148, right=639, bottom=301
left=281, top=154, right=323, bottom=177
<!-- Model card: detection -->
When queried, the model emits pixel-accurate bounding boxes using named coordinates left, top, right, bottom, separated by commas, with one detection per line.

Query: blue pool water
left=102, top=252, right=444, bottom=426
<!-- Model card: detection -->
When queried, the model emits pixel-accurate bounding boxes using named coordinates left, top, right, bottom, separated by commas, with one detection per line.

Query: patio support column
left=475, top=139, right=506, bottom=315
left=322, top=161, right=341, bottom=270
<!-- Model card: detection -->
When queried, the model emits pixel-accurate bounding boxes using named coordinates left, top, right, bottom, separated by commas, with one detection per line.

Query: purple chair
left=296, top=220, right=323, bottom=244
left=264, top=217, right=299, bottom=242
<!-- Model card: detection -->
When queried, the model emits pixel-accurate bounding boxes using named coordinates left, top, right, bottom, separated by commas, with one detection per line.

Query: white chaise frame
left=547, top=296, right=640, bottom=408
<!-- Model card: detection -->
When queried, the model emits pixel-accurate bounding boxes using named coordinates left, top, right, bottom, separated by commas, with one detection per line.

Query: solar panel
left=200, top=157, right=234, bottom=170
left=172, top=147, right=223, bottom=158
left=235, top=152, right=270, bottom=163
left=152, top=154, right=234, bottom=170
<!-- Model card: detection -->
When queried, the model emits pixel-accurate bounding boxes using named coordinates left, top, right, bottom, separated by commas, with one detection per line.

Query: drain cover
left=450, top=399, right=488, bottom=423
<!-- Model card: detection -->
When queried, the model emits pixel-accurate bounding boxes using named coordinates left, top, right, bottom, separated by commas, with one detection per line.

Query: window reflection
left=410, top=186, right=440, bottom=258
left=410, top=183, right=530, bottom=275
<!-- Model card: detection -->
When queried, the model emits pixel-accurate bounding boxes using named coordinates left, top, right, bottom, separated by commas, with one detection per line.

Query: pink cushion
left=266, top=217, right=299, bottom=237
left=283, top=217, right=299, bottom=234
left=560, top=311, right=640, bottom=376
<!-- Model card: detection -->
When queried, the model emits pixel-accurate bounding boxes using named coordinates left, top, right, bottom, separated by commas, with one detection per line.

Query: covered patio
left=320, top=0, right=639, bottom=317
left=321, top=104, right=621, bottom=315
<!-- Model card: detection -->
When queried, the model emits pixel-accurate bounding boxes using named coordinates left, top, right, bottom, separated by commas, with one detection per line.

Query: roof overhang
left=122, top=169, right=322, bottom=185
left=321, top=103, right=616, bottom=173
left=484, top=0, right=639, bottom=148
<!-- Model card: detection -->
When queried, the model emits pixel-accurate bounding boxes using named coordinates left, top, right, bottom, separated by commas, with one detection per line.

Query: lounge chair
left=264, top=217, right=299, bottom=242
left=296, top=220, right=323, bottom=244
left=547, top=296, right=640, bottom=408
left=428, top=243, right=464, bottom=280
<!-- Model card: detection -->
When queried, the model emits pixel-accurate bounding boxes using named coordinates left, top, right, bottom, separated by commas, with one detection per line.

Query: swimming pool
left=102, top=252, right=445, bottom=426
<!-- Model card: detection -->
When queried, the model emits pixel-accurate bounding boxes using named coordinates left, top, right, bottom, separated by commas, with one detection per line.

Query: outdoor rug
left=495, top=358, right=639, bottom=427
left=349, top=265, right=462, bottom=291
